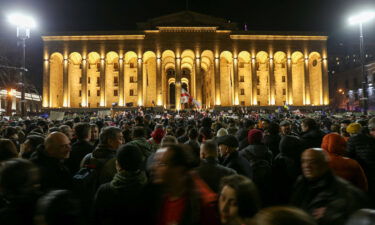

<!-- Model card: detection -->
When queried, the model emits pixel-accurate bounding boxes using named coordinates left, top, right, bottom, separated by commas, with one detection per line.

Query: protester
left=217, top=135, right=252, bottom=178
left=196, top=140, right=236, bottom=193
left=19, top=135, right=44, bottom=159
left=0, top=139, right=18, bottom=162
left=253, top=206, right=317, bottom=225
left=300, top=118, right=325, bottom=150
left=219, top=175, right=261, bottom=225
left=291, top=148, right=368, bottom=225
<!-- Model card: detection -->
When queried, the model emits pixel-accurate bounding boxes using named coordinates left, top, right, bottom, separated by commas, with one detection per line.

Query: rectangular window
left=130, top=63, right=135, bottom=68
left=79, top=90, right=82, bottom=97
left=79, top=77, right=82, bottom=84
left=240, top=76, right=244, bottom=82
left=240, top=89, right=245, bottom=95
left=97, top=90, right=100, bottom=96
left=283, top=89, right=286, bottom=95
left=114, top=90, right=118, bottom=96
left=88, top=77, right=91, bottom=84
left=256, top=76, right=260, bottom=83
left=113, top=63, right=119, bottom=71
left=88, top=103, right=90, bottom=107
left=97, top=77, right=100, bottom=87
left=88, top=90, right=90, bottom=97
left=130, top=89, right=134, bottom=96
left=257, top=101, right=260, bottom=105
left=97, top=102, right=100, bottom=107
left=240, top=101, right=245, bottom=106
left=130, top=76, right=134, bottom=83
left=96, top=63, right=101, bottom=72
left=239, top=62, right=245, bottom=68
left=114, top=77, right=119, bottom=86
left=282, top=76, right=286, bottom=82
left=257, top=89, right=260, bottom=95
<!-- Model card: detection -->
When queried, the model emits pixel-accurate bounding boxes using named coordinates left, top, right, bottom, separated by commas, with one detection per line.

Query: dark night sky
left=0, top=0, right=375, bottom=92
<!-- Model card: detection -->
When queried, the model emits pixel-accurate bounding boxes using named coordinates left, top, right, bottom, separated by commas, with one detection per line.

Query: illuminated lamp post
left=349, top=11, right=375, bottom=115
left=7, top=13, right=36, bottom=117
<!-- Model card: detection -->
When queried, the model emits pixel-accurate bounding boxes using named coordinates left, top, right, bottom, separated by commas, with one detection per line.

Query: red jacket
left=321, top=133, right=368, bottom=191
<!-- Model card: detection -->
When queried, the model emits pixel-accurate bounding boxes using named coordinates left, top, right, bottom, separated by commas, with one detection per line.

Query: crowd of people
left=0, top=108, right=375, bottom=225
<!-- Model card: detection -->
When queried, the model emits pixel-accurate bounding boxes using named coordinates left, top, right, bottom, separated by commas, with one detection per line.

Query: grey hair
left=99, top=126, right=122, bottom=145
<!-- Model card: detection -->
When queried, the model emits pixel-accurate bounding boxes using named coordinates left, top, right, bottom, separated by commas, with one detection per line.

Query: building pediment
left=137, top=10, right=238, bottom=30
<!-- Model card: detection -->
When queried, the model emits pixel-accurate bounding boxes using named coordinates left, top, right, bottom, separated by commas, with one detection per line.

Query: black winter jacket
left=221, top=151, right=252, bottom=178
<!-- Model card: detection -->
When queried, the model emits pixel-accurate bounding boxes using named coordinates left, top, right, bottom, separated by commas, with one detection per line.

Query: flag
left=181, top=89, right=190, bottom=104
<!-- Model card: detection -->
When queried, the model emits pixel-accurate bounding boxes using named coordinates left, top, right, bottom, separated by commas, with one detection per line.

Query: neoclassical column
left=269, top=57, right=275, bottom=105
left=100, top=58, right=106, bottom=107
left=304, top=57, right=310, bottom=105
left=195, top=57, right=202, bottom=104
left=214, top=57, right=221, bottom=105
left=251, top=57, right=257, bottom=105
left=156, top=57, right=162, bottom=106
left=81, top=58, right=88, bottom=107
left=286, top=57, right=293, bottom=104
left=118, top=57, right=124, bottom=106
left=63, top=58, right=69, bottom=107
left=43, top=58, right=50, bottom=107
left=322, top=58, right=329, bottom=105
left=233, top=57, right=239, bottom=105
left=175, top=56, right=182, bottom=109
left=137, top=57, right=143, bottom=106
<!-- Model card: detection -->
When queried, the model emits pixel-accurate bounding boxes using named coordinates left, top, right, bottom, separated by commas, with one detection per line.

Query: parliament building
left=42, top=11, right=329, bottom=110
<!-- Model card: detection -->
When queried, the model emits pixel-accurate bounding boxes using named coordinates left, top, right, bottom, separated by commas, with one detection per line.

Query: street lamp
left=348, top=11, right=375, bottom=115
left=7, top=13, right=36, bottom=117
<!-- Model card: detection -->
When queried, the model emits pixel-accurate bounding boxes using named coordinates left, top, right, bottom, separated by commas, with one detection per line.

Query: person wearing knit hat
left=346, top=123, right=362, bottom=136
left=217, top=135, right=252, bottom=178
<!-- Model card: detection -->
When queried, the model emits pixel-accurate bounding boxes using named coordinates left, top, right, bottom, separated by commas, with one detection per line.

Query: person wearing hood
left=93, top=144, right=148, bottom=225
left=321, top=133, right=367, bottom=191
left=272, top=135, right=303, bottom=204
left=240, top=129, right=273, bottom=205
left=128, top=126, right=155, bottom=162
left=300, top=118, right=325, bottom=150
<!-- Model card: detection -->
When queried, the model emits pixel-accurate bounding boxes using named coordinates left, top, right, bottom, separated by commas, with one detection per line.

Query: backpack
left=72, top=153, right=113, bottom=212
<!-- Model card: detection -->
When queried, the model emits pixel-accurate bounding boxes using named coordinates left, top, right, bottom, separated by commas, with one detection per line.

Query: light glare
left=349, top=11, right=375, bottom=25
left=7, top=13, right=36, bottom=28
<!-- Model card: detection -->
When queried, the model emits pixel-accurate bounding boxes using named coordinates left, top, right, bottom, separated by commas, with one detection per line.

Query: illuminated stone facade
left=42, top=11, right=329, bottom=109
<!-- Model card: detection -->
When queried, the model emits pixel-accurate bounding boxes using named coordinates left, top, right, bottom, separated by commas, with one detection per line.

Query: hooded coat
left=271, top=135, right=303, bottom=204
left=321, top=133, right=368, bottom=191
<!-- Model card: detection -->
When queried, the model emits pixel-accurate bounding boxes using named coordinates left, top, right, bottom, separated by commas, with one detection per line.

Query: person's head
left=340, top=119, right=351, bottom=129
left=253, top=206, right=317, bottom=225
left=346, top=123, right=362, bottom=136
left=34, top=190, right=83, bottom=225
left=219, top=175, right=260, bottom=224
left=321, top=133, right=346, bottom=156
left=217, top=128, right=228, bottom=137
left=21, top=135, right=45, bottom=159
left=3, top=127, right=18, bottom=140
left=89, top=123, right=99, bottom=142
left=44, top=132, right=71, bottom=159
left=188, top=128, right=198, bottom=140
left=261, top=119, right=271, bottom=130
left=247, top=129, right=263, bottom=145
left=279, top=121, right=292, bottom=135
left=73, top=123, right=91, bottom=141
left=369, top=120, right=375, bottom=139
left=135, top=116, right=144, bottom=125
left=0, top=139, right=18, bottom=162
left=217, top=135, right=239, bottom=158
left=345, top=209, right=375, bottom=225
left=132, top=126, right=145, bottom=139
left=160, top=135, right=178, bottom=147
left=59, top=125, right=73, bottom=140
left=301, top=118, right=317, bottom=132
left=244, top=119, right=256, bottom=130
left=301, top=148, right=330, bottom=180
left=200, top=140, right=218, bottom=159
left=116, top=144, right=143, bottom=172
left=0, top=158, right=40, bottom=199
left=99, top=126, right=123, bottom=150
left=152, top=144, right=195, bottom=185
left=279, top=135, right=303, bottom=157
